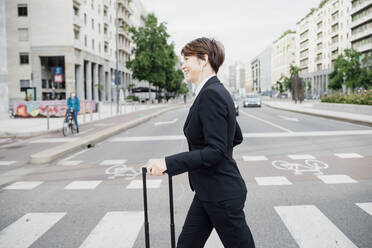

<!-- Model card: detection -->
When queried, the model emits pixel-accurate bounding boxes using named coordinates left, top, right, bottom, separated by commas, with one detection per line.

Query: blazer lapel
left=183, top=76, right=219, bottom=131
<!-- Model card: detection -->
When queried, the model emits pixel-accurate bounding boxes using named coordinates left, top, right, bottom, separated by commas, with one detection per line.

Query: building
left=350, top=0, right=372, bottom=65
left=245, top=63, right=253, bottom=93
left=272, top=31, right=296, bottom=85
left=5, top=0, right=143, bottom=104
left=296, top=0, right=351, bottom=98
left=0, top=0, right=8, bottom=116
left=250, top=45, right=272, bottom=93
left=228, top=64, right=237, bottom=90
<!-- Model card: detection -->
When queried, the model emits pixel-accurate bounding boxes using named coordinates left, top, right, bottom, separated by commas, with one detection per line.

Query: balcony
left=351, top=14, right=371, bottom=29
left=118, top=0, right=134, bottom=15
left=73, top=0, right=82, bottom=5
left=330, top=43, right=339, bottom=51
left=104, top=15, right=110, bottom=24
left=118, top=28, right=131, bottom=40
left=104, top=34, right=110, bottom=43
left=351, top=27, right=372, bottom=42
left=357, top=42, right=372, bottom=53
left=74, top=39, right=83, bottom=50
left=119, top=45, right=131, bottom=55
left=331, top=53, right=339, bottom=60
left=73, top=15, right=82, bottom=27
left=351, top=1, right=372, bottom=15
left=103, top=0, right=110, bottom=7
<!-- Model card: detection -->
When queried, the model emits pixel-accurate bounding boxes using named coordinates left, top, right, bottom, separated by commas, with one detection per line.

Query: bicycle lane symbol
left=272, top=159, right=329, bottom=175
left=105, top=164, right=141, bottom=180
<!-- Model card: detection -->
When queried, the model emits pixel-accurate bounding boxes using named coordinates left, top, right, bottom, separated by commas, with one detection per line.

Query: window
left=18, top=4, right=28, bottom=16
left=20, top=52, right=29, bottom=64
left=74, top=29, right=80, bottom=40
left=99, top=42, right=101, bottom=53
left=18, top=28, right=29, bottom=41
left=84, top=13, right=87, bottom=25
left=84, top=35, right=87, bottom=47
left=73, top=5, right=79, bottom=16
left=20, top=80, right=30, bottom=88
left=91, top=0, right=94, bottom=9
left=92, top=39, right=95, bottom=50
left=98, top=23, right=101, bottom=33
left=92, top=18, right=94, bottom=30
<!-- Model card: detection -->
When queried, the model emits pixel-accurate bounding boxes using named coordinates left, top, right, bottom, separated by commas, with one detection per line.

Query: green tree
left=328, top=48, right=370, bottom=92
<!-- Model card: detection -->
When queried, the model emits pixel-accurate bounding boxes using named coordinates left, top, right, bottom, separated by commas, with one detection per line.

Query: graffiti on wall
left=13, top=100, right=96, bottom=118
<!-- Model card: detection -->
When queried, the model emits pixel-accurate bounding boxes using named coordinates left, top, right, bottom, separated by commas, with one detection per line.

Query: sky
left=140, top=0, right=322, bottom=66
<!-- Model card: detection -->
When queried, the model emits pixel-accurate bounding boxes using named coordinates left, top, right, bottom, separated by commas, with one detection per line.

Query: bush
left=321, top=90, right=372, bottom=105
left=126, top=95, right=139, bottom=102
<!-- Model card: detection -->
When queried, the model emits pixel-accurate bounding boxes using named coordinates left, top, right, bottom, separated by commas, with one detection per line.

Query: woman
left=147, top=37, right=255, bottom=248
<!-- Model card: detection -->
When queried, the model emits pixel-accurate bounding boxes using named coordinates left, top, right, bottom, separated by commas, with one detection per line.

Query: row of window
left=352, top=36, right=372, bottom=47
left=352, top=6, right=372, bottom=21
left=351, top=21, right=372, bottom=35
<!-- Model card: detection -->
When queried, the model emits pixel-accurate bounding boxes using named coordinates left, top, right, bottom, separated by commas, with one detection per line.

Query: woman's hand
left=147, top=158, right=167, bottom=176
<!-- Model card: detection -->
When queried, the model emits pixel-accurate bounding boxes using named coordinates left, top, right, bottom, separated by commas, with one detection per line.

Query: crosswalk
left=0, top=203, right=370, bottom=248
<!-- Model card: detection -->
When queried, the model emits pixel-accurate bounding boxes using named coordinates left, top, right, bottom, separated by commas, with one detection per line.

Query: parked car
left=243, top=94, right=261, bottom=107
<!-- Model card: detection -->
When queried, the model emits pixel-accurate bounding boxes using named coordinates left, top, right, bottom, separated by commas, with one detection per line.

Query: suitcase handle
left=142, top=167, right=176, bottom=248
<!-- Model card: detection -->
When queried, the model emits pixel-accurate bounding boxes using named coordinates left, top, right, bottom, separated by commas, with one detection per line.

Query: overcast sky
left=140, top=0, right=321, bottom=66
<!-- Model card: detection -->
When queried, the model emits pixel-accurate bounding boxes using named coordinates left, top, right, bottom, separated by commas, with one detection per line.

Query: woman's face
left=181, top=55, right=203, bottom=83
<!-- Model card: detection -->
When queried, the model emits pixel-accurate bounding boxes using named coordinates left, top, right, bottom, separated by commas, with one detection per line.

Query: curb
left=263, top=102, right=372, bottom=127
left=29, top=105, right=183, bottom=165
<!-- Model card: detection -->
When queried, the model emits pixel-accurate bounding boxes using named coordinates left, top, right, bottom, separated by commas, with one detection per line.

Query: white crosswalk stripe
left=317, top=174, right=357, bottom=184
left=275, top=205, right=358, bottom=248
left=0, top=212, right=66, bottom=248
left=99, top=160, right=127, bottom=166
left=255, top=176, right=292, bottom=186
left=334, top=153, right=364, bottom=159
left=64, top=181, right=102, bottom=190
left=242, top=155, right=268, bottom=161
left=79, top=211, right=143, bottom=248
left=355, top=202, right=372, bottom=216
left=0, top=161, right=17, bottom=166
left=4, top=181, right=43, bottom=190
left=288, top=154, right=316, bottom=160
left=126, top=179, right=162, bottom=189
left=58, top=160, right=83, bottom=166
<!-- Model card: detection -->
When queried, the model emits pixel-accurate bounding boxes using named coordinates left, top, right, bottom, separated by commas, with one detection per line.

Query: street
left=1, top=104, right=372, bottom=248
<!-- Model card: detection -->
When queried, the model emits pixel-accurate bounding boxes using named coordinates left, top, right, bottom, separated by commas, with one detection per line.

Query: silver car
left=243, top=94, right=261, bottom=108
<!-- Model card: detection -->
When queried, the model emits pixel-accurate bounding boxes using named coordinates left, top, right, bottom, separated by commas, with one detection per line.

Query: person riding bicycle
left=65, top=92, right=80, bottom=133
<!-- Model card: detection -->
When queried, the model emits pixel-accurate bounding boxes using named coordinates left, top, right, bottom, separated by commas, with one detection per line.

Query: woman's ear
left=202, top=55, right=209, bottom=66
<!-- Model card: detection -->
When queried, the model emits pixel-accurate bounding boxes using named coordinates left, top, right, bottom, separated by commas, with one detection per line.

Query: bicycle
left=62, top=111, right=77, bottom=136
left=272, top=159, right=329, bottom=175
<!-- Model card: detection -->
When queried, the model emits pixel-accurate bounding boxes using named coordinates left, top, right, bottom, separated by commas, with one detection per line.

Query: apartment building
left=296, top=0, right=351, bottom=98
left=0, top=0, right=8, bottom=115
left=250, top=45, right=272, bottom=93
left=5, top=0, right=144, bottom=103
left=350, top=0, right=372, bottom=64
left=271, top=31, right=296, bottom=85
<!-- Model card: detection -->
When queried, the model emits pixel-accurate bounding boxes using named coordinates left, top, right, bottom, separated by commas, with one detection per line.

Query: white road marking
left=126, top=179, right=162, bottom=189
left=0, top=138, right=10, bottom=142
left=64, top=181, right=102, bottom=190
left=255, top=176, right=292, bottom=186
left=108, top=130, right=372, bottom=142
left=242, top=155, right=268, bottom=162
left=62, top=149, right=88, bottom=161
left=29, top=138, right=79, bottom=143
left=99, top=160, right=127, bottom=166
left=0, top=161, right=17, bottom=166
left=317, top=175, right=357, bottom=184
left=58, top=160, right=82, bottom=166
left=110, top=135, right=185, bottom=142
left=272, top=160, right=328, bottom=175
left=79, top=211, right=143, bottom=248
left=334, top=153, right=364, bottom=159
left=205, top=229, right=224, bottom=247
left=278, top=115, right=299, bottom=122
left=288, top=154, right=316, bottom=160
left=78, top=128, right=94, bottom=135
left=356, top=202, right=372, bottom=216
left=275, top=205, right=358, bottom=248
left=0, top=212, right=66, bottom=248
left=154, top=118, right=179, bottom=126
left=240, top=110, right=293, bottom=133
left=105, top=164, right=140, bottom=180
left=4, top=181, right=43, bottom=190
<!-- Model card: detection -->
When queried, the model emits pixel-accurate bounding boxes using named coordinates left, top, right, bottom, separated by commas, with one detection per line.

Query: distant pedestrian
left=66, top=92, right=80, bottom=133
left=147, top=37, right=255, bottom=248
left=183, top=94, right=187, bottom=104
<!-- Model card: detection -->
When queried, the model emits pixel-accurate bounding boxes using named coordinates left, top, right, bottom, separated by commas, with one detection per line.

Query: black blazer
left=165, top=76, right=247, bottom=201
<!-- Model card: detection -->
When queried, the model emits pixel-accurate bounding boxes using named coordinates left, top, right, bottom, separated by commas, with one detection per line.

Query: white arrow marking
left=154, top=118, right=178, bottom=126
left=278, top=115, right=299, bottom=122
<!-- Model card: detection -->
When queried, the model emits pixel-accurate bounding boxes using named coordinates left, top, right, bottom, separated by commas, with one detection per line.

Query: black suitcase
left=142, top=167, right=176, bottom=248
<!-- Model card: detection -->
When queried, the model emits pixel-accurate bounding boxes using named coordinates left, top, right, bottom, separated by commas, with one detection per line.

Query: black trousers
left=177, top=194, right=255, bottom=248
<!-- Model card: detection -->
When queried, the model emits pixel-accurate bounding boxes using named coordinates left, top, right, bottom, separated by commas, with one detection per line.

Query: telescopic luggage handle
left=142, top=167, right=176, bottom=248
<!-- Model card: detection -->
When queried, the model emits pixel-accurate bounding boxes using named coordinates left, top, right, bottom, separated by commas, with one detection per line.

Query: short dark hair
left=181, top=37, right=225, bottom=73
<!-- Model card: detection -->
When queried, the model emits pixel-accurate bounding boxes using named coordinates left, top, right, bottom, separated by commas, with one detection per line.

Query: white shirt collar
left=195, top=74, right=216, bottom=98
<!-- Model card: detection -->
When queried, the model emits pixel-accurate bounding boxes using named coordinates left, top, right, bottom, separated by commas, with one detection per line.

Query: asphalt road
left=1, top=104, right=371, bottom=248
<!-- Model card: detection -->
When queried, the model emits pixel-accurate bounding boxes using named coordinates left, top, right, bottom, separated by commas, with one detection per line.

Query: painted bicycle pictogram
left=105, top=164, right=141, bottom=180
left=272, top=159, right=329, bottom=175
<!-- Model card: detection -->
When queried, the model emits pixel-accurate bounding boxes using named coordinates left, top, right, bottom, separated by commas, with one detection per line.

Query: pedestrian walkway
left=0, top=201, right=369, bottom=247
left=263, top=99, right=372, bottom=126
left=0, top=102, right=171, bottom=137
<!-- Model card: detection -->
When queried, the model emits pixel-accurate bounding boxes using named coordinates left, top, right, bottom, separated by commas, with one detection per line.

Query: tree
left=328, top=48, right=371, bottom=92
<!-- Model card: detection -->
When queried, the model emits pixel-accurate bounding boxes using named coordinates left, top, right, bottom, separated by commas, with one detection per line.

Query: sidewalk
left=0, top=102, right=172, bottom=137
left=263, top=99, right=372, bottom=126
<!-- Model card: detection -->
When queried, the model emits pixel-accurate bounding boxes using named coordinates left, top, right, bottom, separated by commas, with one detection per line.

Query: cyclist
left=65, top=92, right=80, bottom=133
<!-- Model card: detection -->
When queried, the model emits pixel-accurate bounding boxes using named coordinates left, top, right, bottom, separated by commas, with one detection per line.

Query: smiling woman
left=147, top=37, right=255, bottom=248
